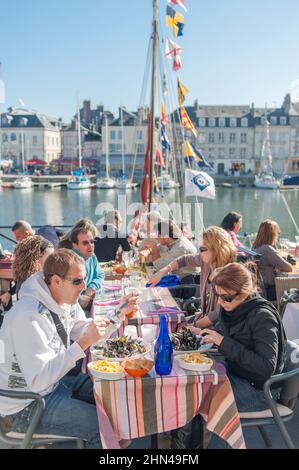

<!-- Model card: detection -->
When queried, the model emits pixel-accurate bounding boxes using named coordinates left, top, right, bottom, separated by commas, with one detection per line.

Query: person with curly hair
left=13, top=235, right=54, bottom=297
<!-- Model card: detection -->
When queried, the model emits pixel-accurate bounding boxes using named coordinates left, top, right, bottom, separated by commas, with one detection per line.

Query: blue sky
left=1, top=0, right=299, bottom=121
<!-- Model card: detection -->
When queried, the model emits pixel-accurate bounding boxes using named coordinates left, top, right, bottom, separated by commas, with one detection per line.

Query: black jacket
left=217, top=296, right=287, bottom=389
left=94, top=224, right=131, bottom=262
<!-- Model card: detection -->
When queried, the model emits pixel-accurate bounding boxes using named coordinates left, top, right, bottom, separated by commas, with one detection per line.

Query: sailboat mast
left=77, top=101, right=82, bottom=169
left=121, top=107, right=125, bottom=176
left=105, top=114, right=109, bottom=178
left=149, top=0, right=159, bottom=206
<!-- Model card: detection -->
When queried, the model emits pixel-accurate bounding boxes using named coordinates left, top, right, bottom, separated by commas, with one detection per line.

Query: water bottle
left=154, top=315, right=173, bottom=375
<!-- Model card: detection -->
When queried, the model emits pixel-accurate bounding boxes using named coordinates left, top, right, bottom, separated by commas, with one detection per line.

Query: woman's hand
left=0, top=292, right=11, bottom=307
left=185, top=325, right=202, bottom=336
left=201, top=329, right=224, bottom=347
left=148, top=266, right=169, bottom=287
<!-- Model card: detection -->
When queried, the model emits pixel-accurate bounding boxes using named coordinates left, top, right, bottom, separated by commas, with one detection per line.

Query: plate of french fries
left=87, top=359, right=125, bottom=380
left=174, top=352, right=213, bottom=372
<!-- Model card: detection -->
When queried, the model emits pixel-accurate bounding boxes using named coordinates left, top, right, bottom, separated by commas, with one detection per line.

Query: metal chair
left=240, top=341, right=299, bottom=449
left=0, top=390, right=85, bottom=449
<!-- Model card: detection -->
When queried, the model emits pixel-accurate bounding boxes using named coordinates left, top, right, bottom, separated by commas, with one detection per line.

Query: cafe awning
left=25, top=159, right=47, bottom=165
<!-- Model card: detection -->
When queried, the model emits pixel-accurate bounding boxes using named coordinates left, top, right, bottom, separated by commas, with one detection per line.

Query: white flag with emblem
left=185, top=168, right=215, bottom=199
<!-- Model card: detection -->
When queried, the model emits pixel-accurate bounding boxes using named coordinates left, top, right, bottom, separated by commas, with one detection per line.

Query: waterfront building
left=0, top=108, right=61, bottom=167
left=101, top=107, right=150, bottom=180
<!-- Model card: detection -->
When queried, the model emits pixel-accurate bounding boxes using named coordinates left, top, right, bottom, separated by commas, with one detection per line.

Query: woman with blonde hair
left=149, top=226, right=236, bottom=328
left=13, top=235, right=54, bottom=296
left=252, top=219, right=292, bottom=301
left=200, top=262, right=286, bottom=412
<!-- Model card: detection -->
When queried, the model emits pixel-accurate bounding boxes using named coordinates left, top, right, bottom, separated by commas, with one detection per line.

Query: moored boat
left=13, top=175, right=33, bottom=189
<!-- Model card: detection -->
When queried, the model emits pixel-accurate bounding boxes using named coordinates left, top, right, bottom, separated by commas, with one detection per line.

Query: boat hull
left=96, top=178, right=115, bottom=189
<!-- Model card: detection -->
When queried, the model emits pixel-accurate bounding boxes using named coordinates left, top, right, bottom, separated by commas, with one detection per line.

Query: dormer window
left=219, top=118, right=225, bottom=128
left=209, top=118, right=215, bottom=127
left=230, top=118, right=237, bottom=127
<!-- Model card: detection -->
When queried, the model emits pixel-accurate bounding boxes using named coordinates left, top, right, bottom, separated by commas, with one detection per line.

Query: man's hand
left=77, top=318, right=110, bottom=351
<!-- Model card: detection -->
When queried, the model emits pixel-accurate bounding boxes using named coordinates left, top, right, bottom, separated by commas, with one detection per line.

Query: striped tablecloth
left=93, top=361, right=245, bottom=450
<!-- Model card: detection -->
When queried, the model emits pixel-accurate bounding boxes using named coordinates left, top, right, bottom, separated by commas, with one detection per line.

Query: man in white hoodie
left=0, top=248, right=110, bottom=447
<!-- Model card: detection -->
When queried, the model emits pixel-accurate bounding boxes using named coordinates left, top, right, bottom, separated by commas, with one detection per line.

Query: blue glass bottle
left=154, top=315, right=173, bottom=375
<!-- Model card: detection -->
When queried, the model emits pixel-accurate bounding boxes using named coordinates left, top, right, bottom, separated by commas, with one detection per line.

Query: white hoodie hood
left=0, top=273, right=90, bottom=416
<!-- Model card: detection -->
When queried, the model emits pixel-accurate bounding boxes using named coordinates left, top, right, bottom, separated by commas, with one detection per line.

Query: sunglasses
left=81, top=240, right=95, bottom=246
left=199, top=246, right=208, bottom=253
left=63, top=276, right=87, bottom=286
left=213, top=289, right=240, bottom=303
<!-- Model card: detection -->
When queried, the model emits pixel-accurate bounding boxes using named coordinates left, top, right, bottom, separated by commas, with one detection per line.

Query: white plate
left=173, top=342, right=214, bottom=355
left=174, top=354, right=213, bottom=372
left=90, top=338, right=151, bottom=362
left=87, top=361, right=125, bottom=380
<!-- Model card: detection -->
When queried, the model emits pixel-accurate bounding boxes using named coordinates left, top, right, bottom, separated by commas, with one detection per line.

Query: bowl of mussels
left=91, top=336, right=151, bottom=362
left=170, top=327, right=213, bottom=354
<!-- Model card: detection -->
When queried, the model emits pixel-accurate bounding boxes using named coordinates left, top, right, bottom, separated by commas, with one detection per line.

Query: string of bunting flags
left=164, top=0, right=215, bottom=199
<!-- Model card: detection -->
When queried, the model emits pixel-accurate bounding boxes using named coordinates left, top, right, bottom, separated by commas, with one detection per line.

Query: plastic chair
left=240, top=341, right=299, bottom=449
left=0, top=390, right=85, bottom=449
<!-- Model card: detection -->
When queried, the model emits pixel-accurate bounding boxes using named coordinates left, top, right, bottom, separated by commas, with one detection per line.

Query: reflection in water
left=0, top=187, right=298, bottom=243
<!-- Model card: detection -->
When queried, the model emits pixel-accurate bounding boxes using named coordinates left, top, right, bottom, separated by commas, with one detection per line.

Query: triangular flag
left=177, top=78, right=189, bottom=106
left=180, top=106, right=197, bottom=136
left=185, top=169, right=215, bottom=199
left=161, top=102, right=168, bottom=126
left=167, top=0, right=187, bottom=13
left=184, top=141, right=213, bottom=170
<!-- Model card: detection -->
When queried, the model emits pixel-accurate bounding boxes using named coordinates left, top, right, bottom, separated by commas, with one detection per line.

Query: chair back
left=279, top=340, right=299, bottom=409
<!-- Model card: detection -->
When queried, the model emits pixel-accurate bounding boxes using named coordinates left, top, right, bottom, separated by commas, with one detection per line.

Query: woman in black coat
left=200, top=262, right=287, bottom=412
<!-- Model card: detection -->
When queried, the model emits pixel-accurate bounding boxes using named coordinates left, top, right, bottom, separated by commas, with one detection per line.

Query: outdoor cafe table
left=93, top=359, right=246, bottom=449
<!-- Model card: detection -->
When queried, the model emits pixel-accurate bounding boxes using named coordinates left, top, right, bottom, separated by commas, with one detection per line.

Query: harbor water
left=0, top=186, right=298, bottom=250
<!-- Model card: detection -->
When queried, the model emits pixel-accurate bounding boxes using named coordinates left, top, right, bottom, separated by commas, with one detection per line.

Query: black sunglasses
left=199, top=246, right=208, bottom=253
left=81, top=240, right=95, bottom=246
left=63, top=276, right=87, bottom=286
left=213, top=288, right=240, bottom=303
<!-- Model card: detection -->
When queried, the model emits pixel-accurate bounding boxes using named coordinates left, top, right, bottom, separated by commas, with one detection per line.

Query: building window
left=229, top=133, right=236, bottom=144
left=218, top=132, right=225, bottom=144
left=110, top=131, right=116, bottom=140
left=137, top=130, right=143, bottom=140
left=32, top=136, right=38, bottom=144
left=270, top=132, right=276, bottom=144
left=208, top=133, right=215, bottom=144
left=240, top=148, right=247, bottom=158
left=47, top=137, right=50, bottom=145
left=199, top=118, right=206, bottom=127
left=241, top=133, right=247, bottom=144
left=270, top=116, right=277, bottom=125
left=219, top=118, right=225, bottom=128
left=241, top=118, right=248, bottom=127
left=137, top=144, right=145, bottom=154
left=11, top=133, right=17, bottom=141
left=280, top=117, right=287, bottom=125
left=261, top=117, right=267, bottom=125
left=56, top=137, right=59, bottom=145
left=208, top=118, right=215, bottom=127
left=118, top=131, right=122, bottom=140
left=279, top=147, right=285, bottom=158
left=218, top=148, right=225, bottom=158
left=198, top=133, right=206, bottom=144
left=229, top=148, right=236, bottom=158
left=2, top=133, right=8, bottom=142
left=52, top=137, right=54, bottom=145
left=208, top=148, right=215, bottom=158
left=279, top=132, right=286, bottom=144
left=230, top=118, right=237, bottom=127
